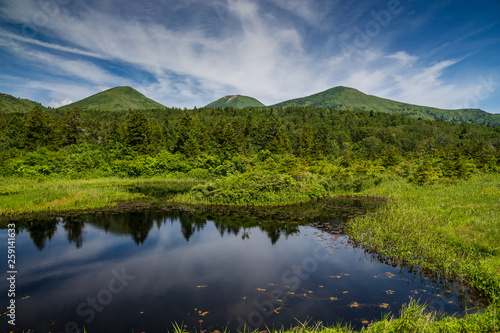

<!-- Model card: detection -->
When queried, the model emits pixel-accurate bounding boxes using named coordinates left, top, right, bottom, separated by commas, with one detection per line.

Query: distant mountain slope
left=271, top=86, right=500, bottom=126
left=0, top=93, right=48, bottom=113
left=205, top=95, right=265, bottom=109
left=58, top=86, right=165, bottom=111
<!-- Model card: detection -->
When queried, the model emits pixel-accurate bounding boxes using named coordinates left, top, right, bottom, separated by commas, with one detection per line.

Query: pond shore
left=1, top=174, right=499, bottom=332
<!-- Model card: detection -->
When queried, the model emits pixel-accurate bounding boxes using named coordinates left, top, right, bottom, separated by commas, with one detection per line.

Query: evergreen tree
left=23, top=106, right=54, bottom=148
left=296, top=125, right=314, bottom=158
left=62, top=107, right=83, bottom=146
left=214, top=119, right=239, bottom=158
left=125, top=111, right=151, bottom=152
left=257, top=115, right=291, bottom=154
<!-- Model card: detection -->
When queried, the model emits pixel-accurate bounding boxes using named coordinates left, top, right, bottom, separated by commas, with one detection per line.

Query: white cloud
left=47, top=97, right=73, bottom=108
left=0, top=30, right=106, bottom=59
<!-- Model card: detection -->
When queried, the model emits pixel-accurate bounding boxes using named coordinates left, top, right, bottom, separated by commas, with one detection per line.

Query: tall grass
left=348, top=174, right=500, bottom=300
left=0, top=176, right=201, bottom=218
left=167, top=300, right=498, bottom=333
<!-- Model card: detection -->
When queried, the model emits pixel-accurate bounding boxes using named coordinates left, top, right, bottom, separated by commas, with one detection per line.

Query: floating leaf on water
left=197, top=285, right=208, bottom=288
left=241, top=296, right=247, bottom=300
left=199, top=311, right=209, bottom=316
left=348, top=302, right=360, bottom=308
left=21, top=296, right=30, bottom=300
left=329, top=297, right=339, bottom=301
left=361, top=319, right=369, bottom=324
left=342, top=291, right=349, bottom=294
left=329, top=275, right=341, bottom=279
left=343, top=273, right=350, bottom=276
left=385, top=290, right=395, bottom=295
left=448, top=301, right=454, bottom=304
left=140, top=311, right=144, bottom=314
left=379, top=303, right=390, bottom=309
left=319, top=285, right=324, bottom=288
left=287, top=291, right=295, bottom=295
left=256, top=288, right=266, bottom=292
left=385, top=272, right=396, bottom=278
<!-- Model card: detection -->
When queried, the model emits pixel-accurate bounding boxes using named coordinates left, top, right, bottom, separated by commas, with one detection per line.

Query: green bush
left=190, top=171, right=327, bottom=205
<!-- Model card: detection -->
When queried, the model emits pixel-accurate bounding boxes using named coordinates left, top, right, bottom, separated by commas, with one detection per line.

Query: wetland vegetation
left=0, top=105, right=499, bottom=332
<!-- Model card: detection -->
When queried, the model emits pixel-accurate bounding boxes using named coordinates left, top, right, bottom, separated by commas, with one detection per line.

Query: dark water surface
left=0, top=200, right=486, bottom=333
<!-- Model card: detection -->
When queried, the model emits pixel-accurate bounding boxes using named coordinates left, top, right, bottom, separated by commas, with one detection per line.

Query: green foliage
left=257, top=115, right=291, bottom=154
left=188, top=171, right=326, bottom=205
left=0, top=104, right=497, bottom=185
left=125, top=110, right=151, bottom=152
left=22, top=106, right=55, bottom=148
left=62, top=107, right=84, bottom=146
left=408, top=159, right=443, bottom=185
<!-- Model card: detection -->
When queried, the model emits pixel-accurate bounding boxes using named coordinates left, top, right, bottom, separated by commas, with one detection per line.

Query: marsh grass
left=168, top=299, right=498, bottom=332
left=348, top=174, right=500, bottom=300
left=0, top=176, right=201, bottom=218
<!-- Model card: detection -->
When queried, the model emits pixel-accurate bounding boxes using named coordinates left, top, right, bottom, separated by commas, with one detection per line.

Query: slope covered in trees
left=0, top=93, right=48, bottom=114
left=271, top=86, right=500, bottom=126
left=0, top=105, right=498, bottom=186
left=204, top=95, right=265, bottom=109
left=58, top=86, right=166, bottom=111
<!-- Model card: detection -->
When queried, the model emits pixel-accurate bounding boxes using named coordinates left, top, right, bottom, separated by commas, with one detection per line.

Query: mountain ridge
left=1, top=85, right=499, bottom=126
left=204, top=95, right=265, bottom=109
left=0, top=93, right=48, bottom=113
left=57, top=86, right=166, bottom=111
left=270, top=86, right=500, bottom=126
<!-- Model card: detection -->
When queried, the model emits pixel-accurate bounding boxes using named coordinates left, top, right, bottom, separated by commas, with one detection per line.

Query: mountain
left=204, top=95, right=265, bottom=109
left=0, top=93, right=48, bottom=113
left=58, top=86, right=165, bottom=111
left=271, top=86, right=500, bottom=126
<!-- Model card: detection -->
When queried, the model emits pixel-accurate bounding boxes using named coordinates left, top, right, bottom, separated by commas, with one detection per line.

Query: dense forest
left=0, top=106, right=498, bottom=191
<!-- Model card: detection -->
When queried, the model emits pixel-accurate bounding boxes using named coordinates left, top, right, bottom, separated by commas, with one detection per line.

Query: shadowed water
left=0, top=201, right=486, bottom=333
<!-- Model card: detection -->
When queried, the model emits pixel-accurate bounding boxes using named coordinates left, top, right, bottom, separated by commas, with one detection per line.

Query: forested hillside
left=58, top=86, right=166, bottom=111
left=204, top=95, right=265, bottom=109
left=271, top=86, right=500, bottom=126
left=0, top=106, right=498, bottom=190
left=0, top=93, right=48, bottom=114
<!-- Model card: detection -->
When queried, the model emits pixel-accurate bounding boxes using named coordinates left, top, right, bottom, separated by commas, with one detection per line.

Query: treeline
left=0, top=106, right=498, bottom=184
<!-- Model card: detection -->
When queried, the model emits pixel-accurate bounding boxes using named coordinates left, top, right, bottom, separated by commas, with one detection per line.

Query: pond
left=0, top=198, right=486, bottom=333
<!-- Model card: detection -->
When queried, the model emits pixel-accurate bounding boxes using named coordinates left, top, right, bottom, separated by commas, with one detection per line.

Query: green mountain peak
left=204, top=95, right=265, bottom=109
left=58, top=86, right=166, bottom=111
left=271, top=86, right=500, bottom=126
left=0, top=93, right=48, bottom=113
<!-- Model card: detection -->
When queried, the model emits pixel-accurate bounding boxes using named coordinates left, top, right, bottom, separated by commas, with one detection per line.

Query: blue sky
left=0, top=0, right=499, bottom=112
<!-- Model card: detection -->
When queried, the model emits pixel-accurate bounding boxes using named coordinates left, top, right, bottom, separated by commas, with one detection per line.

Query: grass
left=348, top=174, right=500, bottom=301
left=168, top=300, right=498, bottom=333
left=0, top=175, right=202, bottom=220
left=1, top=173, right=499, bottom=332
